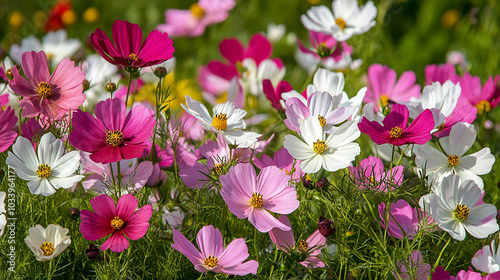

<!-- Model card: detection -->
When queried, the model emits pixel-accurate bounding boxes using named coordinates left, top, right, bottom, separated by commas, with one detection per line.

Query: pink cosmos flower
left=378, top=199, right=424, bottom=239
left=349, top=156, right=403, bottom=191
left=393, top=251, right=431, bottom=280
left=80, top=194, right=153, bottom=253
left=425, top=63, right=460, bottom=85
left=364, top=64, right=421, bottom=110
left=171, top=225, right=258, bottom=275
left=297, top=31, right=353, bottom=65
left=157, top=0, right=235, bottom=38
left=433, top=105, right=477, bottom=138
left=262, top=79, right=293, bottom=112
left=20, top=118, right=43, bottom=145
left=220, top=163, right=300, bottom=232
left=358, top=104, right=434, bottom=146
left=458, top=73, right=500, bottom=115
left=9, top=51, right=85, bottom=119
left=269, top=215, right=326, bottom=268
left=68, top=98, right=155, bottom=164
left=90, top=20, right=174, bottom=68
left=254, top=147, right=303, bottom=182
left=0, top=107, right=18, bottom=153
left=432, top=266, right=490, bottom=280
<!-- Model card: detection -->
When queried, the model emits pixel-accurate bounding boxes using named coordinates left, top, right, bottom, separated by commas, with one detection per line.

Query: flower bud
left=5, top=68, right=13, bottom=80
left=69, top=207, right=80, bottom=218
left=315, top=177, right=330, bottom=189
left=317, top=44, right=331, bottom=58
left=318, top=216, right=335, bottom=237
left=105, top=82, right=117, bottom=93
left=85, top=244, right=101, bottom=260
left=154, top=66, right=168, bottom=78
left=82, top=79, right=90, bottom=92
left=302, top=175, right=313, bottom=188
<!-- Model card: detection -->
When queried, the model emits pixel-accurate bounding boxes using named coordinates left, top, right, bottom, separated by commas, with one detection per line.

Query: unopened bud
left=318, top=216, right=335, bottom=237
left=317, top=44, right=331, bottom=58
left=85, top=244, right=103, bottom=261
left=315, top=177, right=330, bottom=189
left=154, top=66, right=167, bottom=78
left=302, top=175, right=313, bottom=189
left=5, top=68, right=13, bottom=80
left=69, top=207, right=80, bottom=218
left=82, top=79, right=90, bottom=92
left=105, top=82, right=117, bottom=93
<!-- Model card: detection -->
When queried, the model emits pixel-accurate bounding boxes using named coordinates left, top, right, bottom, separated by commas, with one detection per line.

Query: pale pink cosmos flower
left=220, top=163, right=299, bottom=232
left=269, top=215, right=326, bottom=268
left=9, top=51, right=85, bottom=119
left=171, top=225, right=258, bottom=275
left=378, top=199, right=426, bottom=239
left=364, top=64, right=421, bottom=111
left=68, top=98, right=155, bottom=164
left=350, top=156, right=403, bottom=191
left=431, top=266, right=485, bottom=280
left=393, top=251, right=431, bottom=280
left=425, top=63, right=460, bottom=85
left=158, top=0, right=235, bottom=38
left=80, top=194, right=152, bottom=253
left=254, top=147, right=303, bottom=182
left=0, top=107, right=18, bottom=153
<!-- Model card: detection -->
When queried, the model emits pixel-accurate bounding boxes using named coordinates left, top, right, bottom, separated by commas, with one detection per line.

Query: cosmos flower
left=9, top=51, right=85, bottom=119
left=378, top=199, right=424, bottom=239
left=269, top=215, right=327, bottom=268
left=458, top=72, right=500, bottom=115
left=171, top=225, right=258, bottom=275
left=80, top=194, right=153, bottom=253
left=0, top=192, right=6, bottom=236
left=471, top=239, right=500, bottom=274
left=301, top=0, right=377, bottom=41
left=0, top=106, right=17, bottom=153
left=25, top=224, right=71, bottom=262
left=254, top=147, right=303, bottom=182
left=6, top=133, right=83, bottom=196
left=350, top=156, right=403, bottom=191
left=220, top=163, right=299, bottom=232
left=69, top=98, right=156, bottom=164
left=90, top=20, right=174, bottom=68
left=393, top=251, right=431, bottom=280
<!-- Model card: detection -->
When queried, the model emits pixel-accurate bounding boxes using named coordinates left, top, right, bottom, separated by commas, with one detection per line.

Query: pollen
left=475, top=100, right=491, bottom=115
left=213, top=164, right=223, bottom=175
left=212, top=113, right=228, bottom=131
left=380, top=95, right=389, bottom=107
left=40, top=242, right=55, bottom=256
left=190, top=3, right=205, bottom=18
left=36, top=164, right=51, bottom=178
left=335, top=17, right=347, bottom=29
left=447, top=155, right=460, bottom=166
left=389, top=127, right=402, bottom=139
left=106, top=130, right=124, bottom=147
left=111, top=216, right=124, bottom=230
left=313, top=140, right=327, bottom=154
left=204, top=255, right=218, bottom=268
left=249, top=193, right=263, bottom=208
left=298, top=239, right=308, bottom=252
left=318, top=115, right=326, bottom=127
left=129, top=53, right=139, bottom=61
left=38, top=82, right=53, bottom=98
left=453, top=204, right=470, bottom=221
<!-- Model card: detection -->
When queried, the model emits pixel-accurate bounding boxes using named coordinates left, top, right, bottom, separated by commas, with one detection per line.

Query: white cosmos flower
left=0, top=191, right=5, bottom=236
left=409, top=81, right=461, bottom=129
left=301, top=0, right=377, bottom=41
left=6, top=133, right=84, bottom=196
left=283, top=116, right=360, bottom=173
left=240, top=58, right=285, bottom=96
left=9, top=30, right=81, bottom=68
left=182, top=96, right=261, bottom=148
left=415, top=122, right=495, bottom=189
left=420, top=175, right=498, bottom=241
left=82, top=54, right=120, bottom=109
left=472, top=239, right=500, bottom=273
left=25, top=224, right=71, bottom=262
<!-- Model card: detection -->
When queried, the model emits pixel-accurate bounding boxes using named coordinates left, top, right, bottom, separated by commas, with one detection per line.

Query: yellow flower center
left=212, top=114, right=228, bottom=131
left=204, top=255, right=218, bottom=268
left=36, top=164, right=51, bottom=178
left=213, top=164, right=223, bottom=175
left=40, top=242, right=55, bottom=256
left=475, top=100, right=491, bottom=115
left=249, top=193, right=263, bottom=208
left=390, top=127, right=402, bottom=139
left=318, top=115, right=326, bottom=127
left=335, top=17, right=347, bottom=29
left=368, top=176, right=377, bottom=185
left=453, top=204, right=470, bottom=221
left=447, top=155, right=460, bottom=166
left=380, top=95, right=389, bottom=107
left=106, top=130, right=124, bottom=147
left=111, top=216, right=124, bottom=230
left=38, top=82, right=53, bottom=98
left=298, top=239, right=308, bottom=252
left=313, top=140, right=327, bottom=154
left=129, top=53, right=139, bottom=61
left=190, top=3, right=205, bottom=18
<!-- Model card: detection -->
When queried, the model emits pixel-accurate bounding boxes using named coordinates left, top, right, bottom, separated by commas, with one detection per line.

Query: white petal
left=283, top=135, right=316, bottom=160
left=300, top=154, right=323, bottom=174
left=51, top=151, right=81, bottom=177
left=447, top=122, right=476, bottom=157
left=11, top=136, right=39, bottom=170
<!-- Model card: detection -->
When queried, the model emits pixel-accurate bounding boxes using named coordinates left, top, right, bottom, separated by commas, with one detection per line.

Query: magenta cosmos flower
left=458, top=73, right=500, bottom=115
left=378, top=199, right=424, bottom=239
left=269, top=215, right=326, bottom=268
left=349, top=156, right=403, bottom=191
left=80, top=194, right=152, bottom=253
left=220, top=163, right=300, bottom=232
left=68, top=98, right=155, bottom=164
left=90, top=20, right=174, bottom=68
left=364, top=64, right=421, bottom=110
left=358, top=104, right=434, bottom=146
left=0, top=107, right=18, bottom=153
left=9, top=51, right=85, bottom=119
left=171, top=225, right=258, bottom=275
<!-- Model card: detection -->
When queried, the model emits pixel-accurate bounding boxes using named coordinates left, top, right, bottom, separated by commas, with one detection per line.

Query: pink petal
left=196, top=225, right=224, bottom=259
left=112, top=20, right=143, bottom=57
left=248, top=208, right=291, bottom=233
left=69, top=110, right=107, bottom=152
left=218, top=238, right=250, bottom=267
left=269, top=215, right=295, bottom=251
left=171, top=229, right=203, bottom=265
left=403, top=109, right=434, bottom=145
left=221, top=260, right=258, bottom=276
left=95, top=98, right=127, bottom=131
left=121, top=105, right=155, bottom=144
left=22, top=51, right=50, bottom=86
left=79, top=209, right=114, bottom=240
left=90, top=146, right=123, bottom=164
left=382, top=104, right=408, bottom=129
left=219, top=38, right=244, bottom=64
left=116, top=194, right=139, bottom=221
left=245, top=34, right=272, bottom=65
left=263, top=187, right=299, bottom=214
left=100, top=231, right=129, bottom=252
left=90, top=194, right=117, bottom=220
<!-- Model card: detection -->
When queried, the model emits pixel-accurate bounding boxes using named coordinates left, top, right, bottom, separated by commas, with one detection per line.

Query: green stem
left=117, top=161, right=122, bottom=197
left=125, top=71, right=133, bottom=106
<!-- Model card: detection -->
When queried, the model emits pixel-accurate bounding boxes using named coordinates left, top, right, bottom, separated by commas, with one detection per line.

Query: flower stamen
left=313, top=140, right=327, bottom=154
left=213, top=164, right=223, bottom=175
left=249, top=193, right=263, bottom=208
left=298, top=239, right=308, bottom=252
left=128, top=53, right=139, bottom=61
left=111, top=216, right=124, bottom=230
left=106, top=130, right=124, bottom=147
left=212, top=114, right=228, bottom=131
left=318, top=115, right=326, bottom=127
left=36, top=164, right=51, bottom=178
left=335, top=17, right=347, bottom=29
left=475, top=100, right=491, bottom=115
left=40, top=242, right=55, bottom=256
left=389, top=127, right=402, bottom=139
left=38, top=82, right=53, bottom=98
left=380, top=95, right=389, bottom=107
left=204, top=255, right=218, bottom=268
left=190, top=3, right=205, bottom=18
left=453, top=204, right=470, bottom=221
left=447, top=155, right=460, bottom=166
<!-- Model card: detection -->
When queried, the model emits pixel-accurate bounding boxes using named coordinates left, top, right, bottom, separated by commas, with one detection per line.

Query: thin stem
left=125, top=71, right=133, bottom=106
left=116, top=161, right=122, bottom=197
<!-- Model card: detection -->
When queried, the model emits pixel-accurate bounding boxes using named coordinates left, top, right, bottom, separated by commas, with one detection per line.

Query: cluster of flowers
left=0, top=0, right=499, bottom=277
